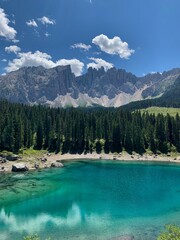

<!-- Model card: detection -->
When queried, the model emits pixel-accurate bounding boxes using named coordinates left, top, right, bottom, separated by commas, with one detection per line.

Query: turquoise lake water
left=1, top=160, right=180, bottom=240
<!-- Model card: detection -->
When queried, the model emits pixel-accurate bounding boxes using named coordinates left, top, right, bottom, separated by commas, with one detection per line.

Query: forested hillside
left=0, top=100, right=179, bottom=154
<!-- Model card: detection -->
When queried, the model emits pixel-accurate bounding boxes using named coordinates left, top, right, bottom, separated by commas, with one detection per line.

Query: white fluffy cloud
left=26, top=19, right=38, bottom=27
left=5, top=51, right=84, bottom=76
left=56, top=59, right=84, bottom=76
left=5, top=45, right=21, bottom=54
left=87, top=57, right=113, bottom=71
left=38, top=16, right=55, bottom=25
left=92, top=34, right=134, bottom=59
left=5, top=51, right=54, bottom=72
left=0, top=8, right=17, bottom=40
left=71, top=43, right=91, bottom=51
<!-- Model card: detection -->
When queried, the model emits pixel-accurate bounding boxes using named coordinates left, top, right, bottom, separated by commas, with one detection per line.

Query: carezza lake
left=1, top=160, right=180, bottom=240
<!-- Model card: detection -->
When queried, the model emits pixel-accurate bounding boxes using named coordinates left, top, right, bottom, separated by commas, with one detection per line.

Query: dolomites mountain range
left=0, top=66, right=179, bottom=107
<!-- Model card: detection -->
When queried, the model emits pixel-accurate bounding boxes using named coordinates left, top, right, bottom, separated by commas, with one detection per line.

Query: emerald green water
left=1, top=160, right=180, bottom=240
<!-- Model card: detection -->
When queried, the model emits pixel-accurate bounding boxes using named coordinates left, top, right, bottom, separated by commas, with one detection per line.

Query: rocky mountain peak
left=0, top=65, right=179, bottom=108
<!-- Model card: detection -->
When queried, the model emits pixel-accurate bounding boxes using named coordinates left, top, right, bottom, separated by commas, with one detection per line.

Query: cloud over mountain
left=56, top=59, right=84, bottom=76
left=87, top=57, right=113, bottom=71
left=5, top=50, right=84, bottom=76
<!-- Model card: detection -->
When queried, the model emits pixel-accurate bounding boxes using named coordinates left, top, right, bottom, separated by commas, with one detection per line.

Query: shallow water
left=1, top=160, right=180, bottom=240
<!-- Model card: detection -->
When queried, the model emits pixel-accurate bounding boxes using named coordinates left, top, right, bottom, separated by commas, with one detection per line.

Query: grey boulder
left=12, top=163, right=29, bottom=172
left=51, top=162, right=64, bottom=168
left=7, top=155, right=19, bottom=161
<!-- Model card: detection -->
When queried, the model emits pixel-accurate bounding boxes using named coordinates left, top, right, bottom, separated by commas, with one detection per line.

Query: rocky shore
left=0, top=151, right=180, bottom=173
left=0, top=153, right=64, bottom=173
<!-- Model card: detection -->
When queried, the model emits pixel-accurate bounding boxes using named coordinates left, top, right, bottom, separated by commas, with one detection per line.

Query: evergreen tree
left=35, top=122, right=43, bottom=150
left=0, top=100, right=179, bottom=155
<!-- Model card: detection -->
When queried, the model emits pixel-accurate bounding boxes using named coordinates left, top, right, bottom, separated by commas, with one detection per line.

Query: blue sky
left=0, top=0, right=180, bottom=76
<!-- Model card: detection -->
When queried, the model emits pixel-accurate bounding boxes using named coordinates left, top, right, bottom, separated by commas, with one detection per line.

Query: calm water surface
left=1, top=160, right=180, bottom=240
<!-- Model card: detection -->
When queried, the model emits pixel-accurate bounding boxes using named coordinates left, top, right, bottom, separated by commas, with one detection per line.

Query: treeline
left=0, top=100, right=179, bottom=154
left=121, top=98, right=180, bottom=112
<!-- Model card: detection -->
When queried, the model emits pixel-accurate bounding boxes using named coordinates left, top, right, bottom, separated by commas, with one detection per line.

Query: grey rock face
left=0, top=66, right=180, bottom=107
left=141, top=70, right=180, bottom=98
left=76, top=67, right=138, bottom=98
left=0, top=65, right=76, bottom=103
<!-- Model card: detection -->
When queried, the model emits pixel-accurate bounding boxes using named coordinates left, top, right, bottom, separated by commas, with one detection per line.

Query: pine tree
left=35, top=122, right=43, bottom=150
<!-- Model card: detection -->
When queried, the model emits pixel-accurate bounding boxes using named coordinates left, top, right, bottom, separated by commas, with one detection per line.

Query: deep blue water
left=1, top=160, right=180, bottom=240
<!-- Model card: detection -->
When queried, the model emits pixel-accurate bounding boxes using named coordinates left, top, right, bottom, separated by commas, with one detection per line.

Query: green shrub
left=157, top=225, right=180, bottom=240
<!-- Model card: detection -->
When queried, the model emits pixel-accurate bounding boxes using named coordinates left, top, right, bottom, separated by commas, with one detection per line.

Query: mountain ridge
left=0, top=66, right=180, bottom=108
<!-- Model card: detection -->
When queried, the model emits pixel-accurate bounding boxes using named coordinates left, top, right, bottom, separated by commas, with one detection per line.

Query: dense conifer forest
left=0, top=100, right=179, bottom=154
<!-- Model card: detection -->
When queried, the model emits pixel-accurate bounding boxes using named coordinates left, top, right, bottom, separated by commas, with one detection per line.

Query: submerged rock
left=51, top=162, right=64, bottom=168
left=110, top=235, right=135, bottom=240
left=12, top=163, right=29, bottom=172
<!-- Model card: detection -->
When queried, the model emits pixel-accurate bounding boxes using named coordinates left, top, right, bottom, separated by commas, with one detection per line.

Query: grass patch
left=18, top=149, right=47, bottom=163
left=20, top=148, right=47, bottom=156
left=139, top=107, right=180, bottom=117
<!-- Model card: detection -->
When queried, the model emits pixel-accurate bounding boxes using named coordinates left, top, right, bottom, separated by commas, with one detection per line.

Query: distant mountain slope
left=121, top=75, right=180, bottom=111
left=0, top=66, right=179, bottom=107
left=161, top=75, right=180, bottom=104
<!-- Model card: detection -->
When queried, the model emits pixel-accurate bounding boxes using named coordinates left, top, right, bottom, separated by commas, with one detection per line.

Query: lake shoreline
left=0, top=151, right=180, bottom=173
